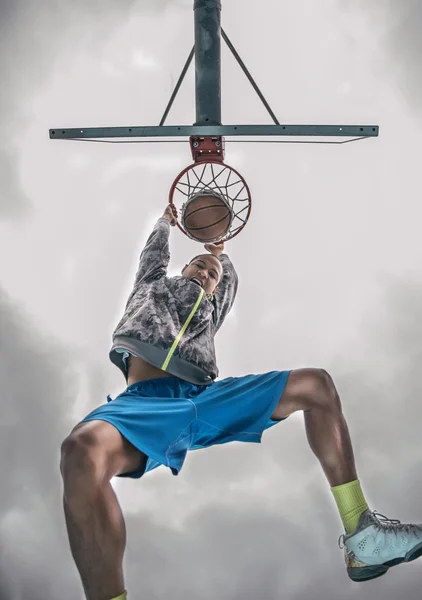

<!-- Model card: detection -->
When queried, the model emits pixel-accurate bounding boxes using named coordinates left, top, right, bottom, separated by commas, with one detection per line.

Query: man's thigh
left=65, top=420, right=148, bottom=478
left=270, top=368, right=334, bottom=420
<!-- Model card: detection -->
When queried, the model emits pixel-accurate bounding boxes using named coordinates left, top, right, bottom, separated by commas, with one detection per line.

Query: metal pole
left=194, top=0, right=222, bottom=125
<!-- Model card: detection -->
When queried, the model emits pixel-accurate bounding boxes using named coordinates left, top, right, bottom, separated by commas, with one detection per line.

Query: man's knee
left=280, top=368, right=340, bottom=414
left=60, top=424, right=104, bottom=478
left=305, top=368, right=340, bottom=409
left=60, top=420, right=147, bottom=482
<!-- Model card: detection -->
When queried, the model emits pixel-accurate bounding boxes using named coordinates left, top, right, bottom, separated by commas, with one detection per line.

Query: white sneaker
left=339, top=509, right=422, bottom=582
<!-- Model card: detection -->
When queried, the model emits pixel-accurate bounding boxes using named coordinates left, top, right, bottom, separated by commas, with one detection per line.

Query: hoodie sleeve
left=213, top=253, right=239, bottom=333
left=133, top=217, right=171, bottom=286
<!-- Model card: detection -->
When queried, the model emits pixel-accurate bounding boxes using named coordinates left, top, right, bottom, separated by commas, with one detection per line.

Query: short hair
left=189, top=253, right=221, bottom=265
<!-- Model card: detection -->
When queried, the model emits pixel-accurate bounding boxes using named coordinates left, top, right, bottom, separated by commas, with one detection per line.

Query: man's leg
left=60, top=420, right=147, bottom=600
left=271, top=368, right=422, bottom=582
left=271, top=368, right=367, bottom=533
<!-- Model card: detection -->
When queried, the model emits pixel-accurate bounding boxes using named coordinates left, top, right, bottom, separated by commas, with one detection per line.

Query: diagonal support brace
left=221, top=29, right=280, bottom=125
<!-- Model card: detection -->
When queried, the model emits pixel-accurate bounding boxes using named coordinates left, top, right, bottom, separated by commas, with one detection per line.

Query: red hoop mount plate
left=190, top=135, right=225, bottom=162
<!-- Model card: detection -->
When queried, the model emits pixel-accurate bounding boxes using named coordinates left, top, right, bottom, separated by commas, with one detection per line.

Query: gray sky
left=1, top=1, right=422, bottom=598
left=342, top=0, right=422, bottom=111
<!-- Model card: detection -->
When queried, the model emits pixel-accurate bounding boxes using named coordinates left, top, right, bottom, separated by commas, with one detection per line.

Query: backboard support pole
left=194, top=0, right=222, bottom=126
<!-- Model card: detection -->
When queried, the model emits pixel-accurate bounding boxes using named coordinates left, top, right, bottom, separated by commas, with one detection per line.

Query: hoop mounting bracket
left=190, top=136, right=225, bottom=162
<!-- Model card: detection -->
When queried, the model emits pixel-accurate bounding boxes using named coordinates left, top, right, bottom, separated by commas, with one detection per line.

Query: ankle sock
left=110, top=591, right=127, bottom=600
left=331, top=479, right=369, bottom=534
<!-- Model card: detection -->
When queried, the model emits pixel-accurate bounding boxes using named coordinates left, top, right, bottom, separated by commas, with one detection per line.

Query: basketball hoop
left=50, top=0, right=378, bottom=248
left=169, top=157, right=252, bottom=244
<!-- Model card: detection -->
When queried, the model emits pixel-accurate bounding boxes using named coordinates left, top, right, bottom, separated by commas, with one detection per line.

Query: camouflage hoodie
left=109, top=217, right=238, bottom=385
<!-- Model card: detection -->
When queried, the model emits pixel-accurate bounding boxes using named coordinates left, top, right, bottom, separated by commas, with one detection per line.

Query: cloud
left=0, top=285, right=80, bottom=598
left=121, top=479, right=422, bottom=600
left=0, top=0, right=186, bottom=220
left=101, top=155, right=186, bottom=183
left=342, top=0, right=422, bottom=111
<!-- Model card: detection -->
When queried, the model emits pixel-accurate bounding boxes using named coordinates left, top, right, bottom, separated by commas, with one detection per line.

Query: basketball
left=181, top=192, right=232, bottom=242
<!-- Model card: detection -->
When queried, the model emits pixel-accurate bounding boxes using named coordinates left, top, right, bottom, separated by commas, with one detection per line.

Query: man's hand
left=204, top=241, right=225, bottom=257
left=162, top=204, right=178, bottom=227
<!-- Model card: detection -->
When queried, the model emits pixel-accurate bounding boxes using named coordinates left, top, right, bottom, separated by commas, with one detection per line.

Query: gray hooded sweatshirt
left=109, top=217, right=238, bottom=385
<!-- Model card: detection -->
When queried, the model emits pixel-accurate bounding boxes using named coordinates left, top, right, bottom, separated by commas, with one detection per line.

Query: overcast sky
left=1, top=1, right=422, bottom=599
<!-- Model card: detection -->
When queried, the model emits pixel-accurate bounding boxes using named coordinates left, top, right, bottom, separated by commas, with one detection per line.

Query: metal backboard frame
left=49, top=0, right=379, bottom=144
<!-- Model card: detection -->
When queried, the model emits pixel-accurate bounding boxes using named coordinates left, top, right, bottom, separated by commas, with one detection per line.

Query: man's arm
left=133, top=204, right=177, bottom=286
left=206, top=243, right=239, bottom=333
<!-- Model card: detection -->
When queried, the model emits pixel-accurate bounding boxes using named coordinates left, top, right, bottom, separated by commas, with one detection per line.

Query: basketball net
left=169, top=160, right=252, bottom=243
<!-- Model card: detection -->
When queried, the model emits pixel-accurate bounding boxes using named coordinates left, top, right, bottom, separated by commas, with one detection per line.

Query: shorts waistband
left=126, top=377, right=184, bottom=392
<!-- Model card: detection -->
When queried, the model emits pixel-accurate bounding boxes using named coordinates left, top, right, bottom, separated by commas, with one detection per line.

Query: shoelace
left=338, top=511, right=422, bottom=549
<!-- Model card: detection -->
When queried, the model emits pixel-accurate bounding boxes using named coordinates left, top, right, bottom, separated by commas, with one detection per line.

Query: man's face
left=182, top=255, right=223, bottom=296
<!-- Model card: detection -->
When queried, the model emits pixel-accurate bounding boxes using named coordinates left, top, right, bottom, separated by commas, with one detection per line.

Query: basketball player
left=60, top=203, right=422, bottom=600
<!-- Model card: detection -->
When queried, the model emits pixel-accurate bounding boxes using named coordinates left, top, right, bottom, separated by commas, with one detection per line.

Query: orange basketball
left=182, top=192, right=232, bottom=242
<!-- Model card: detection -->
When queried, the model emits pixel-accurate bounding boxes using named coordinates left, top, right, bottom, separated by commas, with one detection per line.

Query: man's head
left=182, top=253, right=223, bottom=296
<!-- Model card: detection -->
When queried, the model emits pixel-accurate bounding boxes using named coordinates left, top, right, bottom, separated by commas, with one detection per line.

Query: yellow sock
left=110, top=591, right=127, bottom=600
left=331, top=480, right=369, bottom=534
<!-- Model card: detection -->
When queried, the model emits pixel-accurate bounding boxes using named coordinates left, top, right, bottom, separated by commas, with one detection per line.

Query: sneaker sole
left=348, top=541, right=422, bottom=582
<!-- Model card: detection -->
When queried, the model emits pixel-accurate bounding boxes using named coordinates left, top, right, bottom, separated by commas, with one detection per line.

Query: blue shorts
left=80, top=370, right=291, bottom=478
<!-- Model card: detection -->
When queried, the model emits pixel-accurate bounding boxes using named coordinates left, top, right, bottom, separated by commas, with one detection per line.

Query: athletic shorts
left=80, top=370, right=291, bottom=478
